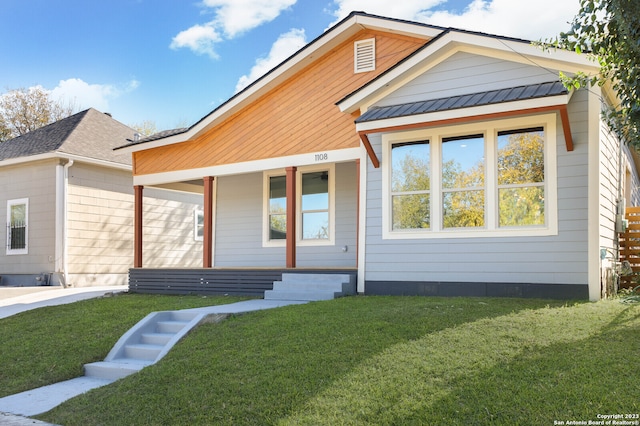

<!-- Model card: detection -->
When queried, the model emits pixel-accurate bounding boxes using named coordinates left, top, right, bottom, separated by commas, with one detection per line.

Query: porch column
left=356, top=159, right=360, bottom=267
left=203, top=176, right=214, bottom=268
left=134, top=185, right=143, bottom=268
left=286, top=166, right=297, bottom=268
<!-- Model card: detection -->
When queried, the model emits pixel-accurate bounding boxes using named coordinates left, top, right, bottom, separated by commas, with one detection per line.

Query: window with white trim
left=7, top=198, right=28, bottom=255
left=263, top=165, right=335, bottom=246
left=382, top=114, right=557, bottom=239
left=268, top=175, right=287, bottom=240
left=194, top=209, right=204, bottom=241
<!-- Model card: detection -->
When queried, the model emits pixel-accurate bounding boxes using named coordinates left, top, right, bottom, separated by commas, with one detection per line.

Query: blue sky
left=0, top=0, right=578, bottom=132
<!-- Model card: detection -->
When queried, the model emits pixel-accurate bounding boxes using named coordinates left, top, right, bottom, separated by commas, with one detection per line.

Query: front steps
left=84, top=310, right=207, bottom=381
left=264, top=273, right=356, bottom=301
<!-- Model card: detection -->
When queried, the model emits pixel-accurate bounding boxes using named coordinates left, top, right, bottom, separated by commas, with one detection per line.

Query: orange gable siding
left=134, top=30, right=427, bottom=176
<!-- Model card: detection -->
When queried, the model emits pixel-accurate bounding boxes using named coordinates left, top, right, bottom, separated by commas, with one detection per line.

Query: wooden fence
left=618, top=206, right=640, bottom=288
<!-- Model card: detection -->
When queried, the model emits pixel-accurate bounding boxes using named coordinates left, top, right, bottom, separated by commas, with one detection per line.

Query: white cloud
left=172, top=0, right=297, bottom=58
left=330, top=0, right=577, bottom=40
left=170, top=24, right=222, bottom=59
left=204, top=0, right=298, bottom=38
left=49, top=78, right=139, bottom=112
left=418, top=0, right=577, bottom=40
left=235, top=28, right=306, bottom=92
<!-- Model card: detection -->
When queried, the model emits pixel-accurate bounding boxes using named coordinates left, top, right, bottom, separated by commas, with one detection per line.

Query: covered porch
left=129, top=157, right=363, bottom=296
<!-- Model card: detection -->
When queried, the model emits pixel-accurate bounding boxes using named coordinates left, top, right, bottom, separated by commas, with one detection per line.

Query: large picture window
left=263, top=165, right=335, bottom=246
left=7, top=198, right=28, bottom=255
left=383, top=114, right=557, bottom=239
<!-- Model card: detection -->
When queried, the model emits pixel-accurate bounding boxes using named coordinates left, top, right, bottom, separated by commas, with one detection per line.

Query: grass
left=2, top=295, right=638, bottom=425
left=0, top=293, right=247, bottom=397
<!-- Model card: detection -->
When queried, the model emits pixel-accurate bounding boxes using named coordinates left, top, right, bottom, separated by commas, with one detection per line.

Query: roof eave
left=0, top=152, right=131, bottom=170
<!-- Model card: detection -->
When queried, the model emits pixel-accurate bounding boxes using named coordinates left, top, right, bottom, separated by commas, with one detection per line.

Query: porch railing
left=618, top=206, right=640, bottom=288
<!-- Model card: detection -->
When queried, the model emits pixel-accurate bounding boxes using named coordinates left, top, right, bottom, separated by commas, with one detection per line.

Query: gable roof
left=117, top=11, right=445, bottom=152
left=0, top=108, right=134, bottom=166
left=116, top=11, right=599, bottom=159
left=337, top=29, right=597, bottom=116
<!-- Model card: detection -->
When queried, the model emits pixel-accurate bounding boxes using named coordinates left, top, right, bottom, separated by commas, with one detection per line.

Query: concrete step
left=84, top=360, right=150, bottom=381
left=266, top=273, right=355, bottom=301
left=170, top=311, right=201, bottom=322
left=156, top=320, right=189, bottom=334
left=272, top=280, right=350, bottom=292
left=281, top=273, right=352, bottom=284
left=124, top=343, right=164, bottom=361
left=141, top=332, right=174, bottom=345
left=264, top=289, right=339, bottom=301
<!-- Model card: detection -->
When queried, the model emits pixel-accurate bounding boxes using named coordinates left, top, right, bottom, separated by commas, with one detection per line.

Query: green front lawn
left=2, top=294, right=638, bottom=425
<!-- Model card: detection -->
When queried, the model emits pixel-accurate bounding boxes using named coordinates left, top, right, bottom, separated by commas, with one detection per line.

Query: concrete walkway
left=0, top=286, right=307, bottom=423
left=0, top=285, right=128, bottom=320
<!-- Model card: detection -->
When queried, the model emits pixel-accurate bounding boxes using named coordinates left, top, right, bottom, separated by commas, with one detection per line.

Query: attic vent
left=354, top=38, right=375, bottom=73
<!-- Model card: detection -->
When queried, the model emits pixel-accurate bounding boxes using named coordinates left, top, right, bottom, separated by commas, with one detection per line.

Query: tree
left=129, top=120, right=158, bottom=137
left=544, top=0, right=640, bottom=145
left=0, top=87, right=75, bottom=142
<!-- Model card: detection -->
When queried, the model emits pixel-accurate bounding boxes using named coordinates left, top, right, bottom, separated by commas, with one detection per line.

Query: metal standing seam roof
left=355, top=81, right=568, bottom=124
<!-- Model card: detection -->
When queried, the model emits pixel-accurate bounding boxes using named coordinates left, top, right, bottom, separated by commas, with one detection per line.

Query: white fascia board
left=133, top=147, right=363, bottom=186
left=0, top=152, right=131, bottom=171
left=353, top=14, right=443, bottom=39
left=338, top=31, right=598, bottom=115
left=354, top=94, right=570, bottom=133
left=0, top=152, right=58, bottom=167
left=60, top=153, right=132, bottom=171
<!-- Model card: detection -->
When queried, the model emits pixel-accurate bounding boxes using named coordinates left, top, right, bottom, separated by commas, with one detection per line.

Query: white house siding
left=362, top=54, right=593, bottom=297
left=598, top=114, right=622, bottom=275
left=67, top=163, right=202, bottom=286
left=143, top=187, right=203, bottom=268
left=214, top=162, right=358, bottom=267
left=0, top=160, right=57, bottom=282
left=376, top=51, right=558, bottom=108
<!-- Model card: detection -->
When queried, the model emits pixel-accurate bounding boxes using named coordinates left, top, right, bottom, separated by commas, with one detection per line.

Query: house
left=0, top=108, right=203, bottom=287
left=117, top=12, right=640, bottom=300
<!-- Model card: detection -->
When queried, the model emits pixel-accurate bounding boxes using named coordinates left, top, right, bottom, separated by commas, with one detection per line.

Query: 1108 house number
left=314, top=153, right=328, bottom=162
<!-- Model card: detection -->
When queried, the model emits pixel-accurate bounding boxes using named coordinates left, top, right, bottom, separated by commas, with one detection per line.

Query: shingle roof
left=129, top=127, right=189, bottom=145
left=355, top=81, right=568, bottom=124
left=0, top=108, right=135, bottom=165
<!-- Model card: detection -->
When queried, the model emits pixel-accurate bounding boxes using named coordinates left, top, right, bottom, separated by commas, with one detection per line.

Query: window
left=301, top=171, right=329, bottom=239
left=497, top=127, right=545, bottom=227
left=263, top=165, right=335, bottom=246
left=269, top=175, right=287, bottom=240
left=194, top=209, right=204, bottom=241
left=354, top=38, right=375, bottom=73
left=391, top=141, right=430, bottom=230
left=442, top=134, right=485, bottom=228
left=7, top=198, right=28, bottom=254
left=383, top=114, right=557, bottom=239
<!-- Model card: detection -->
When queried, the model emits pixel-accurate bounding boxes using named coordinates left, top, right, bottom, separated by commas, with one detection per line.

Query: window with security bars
left=7, top=198, right=28, bottom=254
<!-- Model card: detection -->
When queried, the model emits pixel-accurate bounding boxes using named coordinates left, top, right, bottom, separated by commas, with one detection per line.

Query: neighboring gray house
left=117, top=12, right=640, bottom=300
left=0, top=108, right=203, bottom=287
